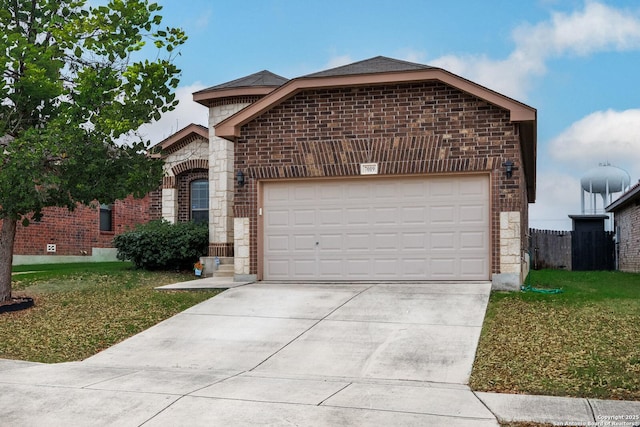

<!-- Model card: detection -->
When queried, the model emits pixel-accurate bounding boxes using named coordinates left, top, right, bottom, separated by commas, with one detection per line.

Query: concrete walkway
left=0, top=282, right=638, bottom=426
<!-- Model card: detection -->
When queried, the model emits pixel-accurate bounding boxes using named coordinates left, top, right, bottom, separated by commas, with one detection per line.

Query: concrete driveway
left=0, top=282, right=498, bottom=426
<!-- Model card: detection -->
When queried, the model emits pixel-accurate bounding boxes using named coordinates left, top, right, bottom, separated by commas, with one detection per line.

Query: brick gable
left=234, top=81, right=527, bottom=275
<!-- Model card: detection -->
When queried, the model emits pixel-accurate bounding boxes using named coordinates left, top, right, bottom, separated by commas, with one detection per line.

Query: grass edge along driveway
left=2, top=262, right=220, bottom=363
left=470, top=269, right=640, bottom=401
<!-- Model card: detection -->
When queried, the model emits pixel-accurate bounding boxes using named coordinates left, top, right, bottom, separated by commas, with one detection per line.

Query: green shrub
left=113, top=220, right=208, bottom=270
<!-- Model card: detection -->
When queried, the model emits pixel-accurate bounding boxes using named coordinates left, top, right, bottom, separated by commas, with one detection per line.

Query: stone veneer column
left=208, top=102, right=252, bottom=256
left=493, top=211, right=523, bottom=290
left=161, top=187, right=177, bottom=224
left=234, top=217, right=253, bottom=280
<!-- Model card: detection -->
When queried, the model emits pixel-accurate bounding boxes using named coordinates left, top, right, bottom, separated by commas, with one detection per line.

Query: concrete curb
left=155, top=277, right=254, bottom=290
left=477, top=392, right=640, bottom=426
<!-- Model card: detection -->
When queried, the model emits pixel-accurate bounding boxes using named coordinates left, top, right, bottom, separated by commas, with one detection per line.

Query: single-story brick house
left=606, top=182, right=640, bottom=272
left=10, top=195, right=157, bottom=265
left=193, top=56, right=537, bottom=289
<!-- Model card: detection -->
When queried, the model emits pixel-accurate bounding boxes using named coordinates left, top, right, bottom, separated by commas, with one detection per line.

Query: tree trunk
left=0, top=218, right=17, bottom=303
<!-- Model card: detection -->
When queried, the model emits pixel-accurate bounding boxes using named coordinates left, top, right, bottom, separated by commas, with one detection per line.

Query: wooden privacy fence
left=529, top=229, right=572, bottom=270
left=529, top=229, right=615, bottom=271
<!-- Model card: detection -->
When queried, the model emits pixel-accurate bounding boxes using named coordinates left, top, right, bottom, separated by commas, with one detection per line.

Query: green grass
left=3, top=263, right=220, bottom=363
left=471, top=269, right=640, bottom=401
left=12, top=261, right=132, bottom=273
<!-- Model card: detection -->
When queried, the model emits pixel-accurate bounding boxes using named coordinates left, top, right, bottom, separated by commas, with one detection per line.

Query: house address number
left=360, top=163, right=378, bottom=175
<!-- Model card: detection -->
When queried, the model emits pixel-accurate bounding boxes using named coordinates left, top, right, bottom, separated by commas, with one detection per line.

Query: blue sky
left=140, top=0, right=640, bottom=230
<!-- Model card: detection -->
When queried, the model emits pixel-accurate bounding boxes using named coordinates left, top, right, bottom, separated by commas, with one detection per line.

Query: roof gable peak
left=151, top=123, right=208, bottom=154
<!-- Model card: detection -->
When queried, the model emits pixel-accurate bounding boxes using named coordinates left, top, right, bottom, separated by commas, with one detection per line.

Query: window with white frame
left=191, top=179, right=209, bottom=224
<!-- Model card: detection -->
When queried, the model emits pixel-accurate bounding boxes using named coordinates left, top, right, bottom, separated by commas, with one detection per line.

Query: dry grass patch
left=471, top=270, right=640, bottom=401
left=2, top=263, right=220, bottom=363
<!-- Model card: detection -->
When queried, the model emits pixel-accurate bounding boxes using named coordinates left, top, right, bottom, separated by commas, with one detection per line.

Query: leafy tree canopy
left=0, top=0, right=187, bottom=301
left=0, top=0, right=186, bottom=223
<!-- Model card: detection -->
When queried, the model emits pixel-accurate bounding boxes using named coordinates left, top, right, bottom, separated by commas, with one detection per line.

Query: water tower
left=578, top=163, right=630, bottom=231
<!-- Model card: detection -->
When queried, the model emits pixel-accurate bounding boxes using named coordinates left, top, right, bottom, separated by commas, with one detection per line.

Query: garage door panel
left=374, top=259, right=399, bottom=275
left=402, top=258, right=428, bottom=276
left=459, top=204, right=486, bottom=223
left=373, top=182, right=398, bottom=199
left=430, top=180, right=455, bottom=197
left=346, top=208, right=369, bottom=225
left=294, top=234, right=316, bottom=251
left=460, top=231, right=486, bottom=250
left=459, top=178, right=487, bottom=196
left=460, top=258, right=486, bottom=275
left=294, top=185, right=316, bottom=201
left=402, top=232, right=426, bottom=250
left=375, top=233, right=401, bottom=250
left=320, top=234, right=342, bottom=250
left=267, top=235, right=290, bottom=252
left=293, top=209, right=315, bottom=226
left=402, top=206, right=427, bottom=224
left=460, top=258, right=486, bottom=276
left=430, top=258, right=456, bottom=277
left=318, top=259, right=342, bottom=277
left=403, top=181, right=427, bottom=198
left=293, top=259, right=317, bottom=277
left=372, top=207, right=399, bottom=225
left=346, top=259, right=372, bottom=277
left=345, top=234, right=370, bottom=251
left=320, top=185, right=343, bottom=202
left=430, top=232, right=455, bottom=250
left=263, top=176, right=489, bottom=281
left=319, top=208, right=343, bottom=225
left=265, top=186, right=289, bottom=203
left=346, top=184, right=369, bottom=200
left=266, top=260, right=290, bottom=278
left=266, top=209, right=289, bottom=227
left=430, top=206, right=456, bottom=224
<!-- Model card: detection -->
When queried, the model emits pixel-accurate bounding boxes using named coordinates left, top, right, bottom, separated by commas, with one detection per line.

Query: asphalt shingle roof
left=200, top=70, right=288, bottom=91
left=304, top=56, right=435, bottom=78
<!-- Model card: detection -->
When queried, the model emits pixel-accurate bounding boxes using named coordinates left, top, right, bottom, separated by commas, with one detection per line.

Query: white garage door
left=262, top=175, right=489, bottom=281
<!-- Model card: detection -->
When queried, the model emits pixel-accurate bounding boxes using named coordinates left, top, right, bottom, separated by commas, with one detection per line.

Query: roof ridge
left=196, top=70, right=288, bottom=92
left=303, top=55, right=434, bottom=78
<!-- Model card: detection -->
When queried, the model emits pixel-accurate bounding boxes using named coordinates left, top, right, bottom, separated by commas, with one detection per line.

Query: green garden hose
left=522, top=250, right=564, bottom=294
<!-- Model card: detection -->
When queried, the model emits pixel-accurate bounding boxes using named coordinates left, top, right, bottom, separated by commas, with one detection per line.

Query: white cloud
left=396, top=48, right=427, bottom=64
left=549, top=109, right=640, bottom=180
left=514, top=1, right=640, bottom=58
left=529, top=172, right=581, bottom=230
left=136, top=82, right=209, bottom=145
left=430, top=1, right=640, bottom=99
left=430, top=54, right=537, bottom=99
left=529, top=109, right=640, bottom=230
left=324, top=54, right=354, bottom=69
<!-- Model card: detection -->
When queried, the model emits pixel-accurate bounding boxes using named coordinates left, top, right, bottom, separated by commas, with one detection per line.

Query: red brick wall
left=233, top=81, right=526, bottom=276
left=149, top=188, right=162, bottom=221
left=616, top=203, right=640, bottom=272
left=10, top=195, right=151, bottom=256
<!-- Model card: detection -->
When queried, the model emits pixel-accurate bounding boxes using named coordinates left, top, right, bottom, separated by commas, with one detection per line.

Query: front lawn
left=2, top=262, right=220, bottom=363
left=471, top=269, right=640, bottom=401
